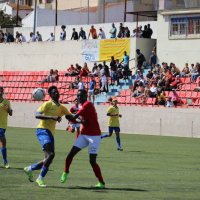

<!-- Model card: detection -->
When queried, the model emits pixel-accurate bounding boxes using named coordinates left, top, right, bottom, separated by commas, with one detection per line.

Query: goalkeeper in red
left=60, top=89, right=105, bottom=189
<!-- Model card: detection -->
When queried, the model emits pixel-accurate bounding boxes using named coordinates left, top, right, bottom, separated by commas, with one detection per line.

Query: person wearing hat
left=101, top=97, right=123, bottom=151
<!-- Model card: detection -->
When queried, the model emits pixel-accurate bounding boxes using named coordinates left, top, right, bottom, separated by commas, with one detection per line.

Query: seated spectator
left=170, top=75, right=182, bottom=90
left=71, top=28, right=78, bottom=40
left=29, top=32, right=36, bottom=42
left=5, top=33, right=14, bottom=43
left=15, top=31, right=21, bottom=43
left=98, top=28, right=106, bottom=39
left=180, top=63, right=190, bottom=77
left=165, top=97, right=174, bottom=107
left=65, top=64, right=79, bottom=76
left=102, top=61, right=110, bottom=77
left=156, top=90, right=166, bottom=105
left=78, top=27, right=86, bottom=40
left=109, top=23, right=117, bottom=38
left=19, top=33, right=26, bottom=42
left=149, top=83, right=158, bottom=98
left=36, top=31, right=43, bottom=41
left=70, top=77, right=79, bottom=89
left=171, top=63, right=180, bottom=77
left=89, top=63, right=99, bottom=77
left=80, top=62, right=90, bottom=77
left=131, top=29, right=137, bottom=38
left=60, top=25, right=66, bottom=41
left=0, top=30, right=4, bottom=43
left=191, top=63, right=200, bottom=82
left=47, top=33, right=55, bottom=41
left=88, top=25, right=97, bottom=39
left=38, top=69, right=58, bottom=84
left=75, top=63, right=82, bottom=75
left=132, top=82, right=145, bottom=98
left=169, top=89, right=180, bottom=106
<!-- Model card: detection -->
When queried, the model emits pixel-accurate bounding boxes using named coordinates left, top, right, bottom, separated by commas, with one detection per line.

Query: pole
left=16, top=0, right=19, bottom=27
left=87, top=0, right=89, bottom=24
left=103, top=0, right=105, bottom=23
left=33, top=0, right=37, bottom=35
left=124, top=0, right=127, bottom=22
left=55, top=0, right=58, bottom=26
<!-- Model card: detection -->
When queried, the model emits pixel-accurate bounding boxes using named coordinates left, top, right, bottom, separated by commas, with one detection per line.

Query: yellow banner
left=99, top=38, right=130, bottom=62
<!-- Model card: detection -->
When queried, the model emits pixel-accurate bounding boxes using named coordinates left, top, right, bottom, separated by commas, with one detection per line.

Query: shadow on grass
left=48, top=185, right=148, bottom=192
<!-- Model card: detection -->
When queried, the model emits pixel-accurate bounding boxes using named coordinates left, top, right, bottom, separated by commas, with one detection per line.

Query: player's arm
left=65, top=113, right=83, bottom=123
left=35, top=112, right=62, bottom=122
left=4, top=103, right=13, bottom=116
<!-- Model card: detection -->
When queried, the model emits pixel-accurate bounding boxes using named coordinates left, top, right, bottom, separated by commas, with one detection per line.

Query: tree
left=0, top=11, right=20, bottom=28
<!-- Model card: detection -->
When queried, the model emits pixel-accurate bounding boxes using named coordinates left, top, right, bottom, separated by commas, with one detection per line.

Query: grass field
left=1, top=127, right=200, bottom=200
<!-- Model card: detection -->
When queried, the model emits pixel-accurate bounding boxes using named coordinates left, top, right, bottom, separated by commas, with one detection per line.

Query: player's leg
left=0, top=129, right=9, bottom=168
left=90, top=154, right=105, bottom=188
left=61, top=135, right=87, bottom=183
left=101, top=127, right=113, bottom=139
left=115, top=127, right=123, bottom=151
left=88, top=136, right=105, bottom=188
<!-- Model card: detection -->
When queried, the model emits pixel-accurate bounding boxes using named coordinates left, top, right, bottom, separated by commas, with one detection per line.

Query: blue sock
left=101, top=133, right=109, bottom=139
left=31, top=162, right=43, bottom=171
left=1, top=147, right=8, bottom=164
left=39, top=166, right=48, bottom=178
left=116, top=136, right=121, bottom=148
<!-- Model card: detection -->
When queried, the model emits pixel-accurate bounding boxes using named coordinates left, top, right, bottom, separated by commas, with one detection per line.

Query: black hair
left=48, top=86, right=58, bottom=94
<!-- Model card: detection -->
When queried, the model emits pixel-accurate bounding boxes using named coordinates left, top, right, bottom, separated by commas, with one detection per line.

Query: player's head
left=48, top=86, right=60, bottom=101
left=112, top=98, right=118, bottom=106
left=74, top=98, right=78, bottom=105
left=77, top=89, right=87, bottom=104
left=0, top=87, right=4, bottom=98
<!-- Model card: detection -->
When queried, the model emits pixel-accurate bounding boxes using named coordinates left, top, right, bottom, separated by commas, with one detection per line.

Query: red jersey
left=77, top=101, right=101, bottom=136
left=69, top=105, right=81, bottom=124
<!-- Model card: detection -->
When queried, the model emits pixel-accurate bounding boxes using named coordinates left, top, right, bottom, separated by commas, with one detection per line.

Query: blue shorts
left=36, top=128, right=54, bottom=151
left=109, top=127, right=120, bottom=134
left=0, top=128, right=6, bottom=138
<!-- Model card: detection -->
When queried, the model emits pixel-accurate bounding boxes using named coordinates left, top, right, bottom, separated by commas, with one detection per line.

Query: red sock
left=92, top=163, right=105, bottom=184
left=64, top=158, right=73, bottom=173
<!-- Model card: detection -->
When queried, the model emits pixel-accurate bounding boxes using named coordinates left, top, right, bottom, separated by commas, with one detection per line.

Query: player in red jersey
left=66, top=98, right=81, bottom=138
left=60, top=89, right=105, bottom=189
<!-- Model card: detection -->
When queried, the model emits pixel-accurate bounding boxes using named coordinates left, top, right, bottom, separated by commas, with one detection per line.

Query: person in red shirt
left=88, top=25, right=97, bottom=39
left=66, top=98, right=81, bottom=138
left=60, top=89, right=105, bottom=189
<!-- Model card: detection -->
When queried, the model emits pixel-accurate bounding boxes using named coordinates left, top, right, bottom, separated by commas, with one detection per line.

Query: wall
left=0, top=37, right=156, bottom=71
left=8, top=102, right=200, bottom=138
left=157, top=13, right=200, bottom=68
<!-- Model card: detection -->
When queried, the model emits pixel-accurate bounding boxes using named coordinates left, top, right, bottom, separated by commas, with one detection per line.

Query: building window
left=170, top=15, right=200, bottom=39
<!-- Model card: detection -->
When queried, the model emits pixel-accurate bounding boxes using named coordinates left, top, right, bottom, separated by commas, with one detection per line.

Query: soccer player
left=101, top=97, right=123, bottom=151
left=60, top=89, right=105, bottom=189
left=66, top=98, right=81, bottom=139
left=24, top=86, right=71, bottom=187
left=0, top=87, right=12, bottom=168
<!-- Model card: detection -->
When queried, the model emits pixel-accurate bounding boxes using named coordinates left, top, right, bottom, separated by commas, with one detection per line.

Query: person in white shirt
left=98, top=28, right=106, bottom=39
left=47, top=33, right=55, bottom=42
left=29, top=32, right=36, bottom=42
left=19, top=33, right=26, bottom=42
left=78, top=77, right=85, bottom=90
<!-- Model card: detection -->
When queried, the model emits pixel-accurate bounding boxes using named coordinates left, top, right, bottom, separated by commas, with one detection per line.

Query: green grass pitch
left=0, top=127, right=200, bottom=200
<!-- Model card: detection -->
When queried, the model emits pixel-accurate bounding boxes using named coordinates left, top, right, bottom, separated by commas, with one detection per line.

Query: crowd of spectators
left=0, top=22, right=153, bottom=44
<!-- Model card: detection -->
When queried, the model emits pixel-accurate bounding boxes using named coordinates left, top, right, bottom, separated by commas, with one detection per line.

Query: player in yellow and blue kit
left=0, top=87, right=13, bottom=168
left=101, top=97, right=123, bottom=151
left=24, top=86, right=71, bottom=187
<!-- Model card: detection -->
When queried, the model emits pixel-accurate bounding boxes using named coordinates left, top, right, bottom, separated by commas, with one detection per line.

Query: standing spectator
left=136, top=49, right=146, bottom=73
left=122, top=51, right=130, bottom=79
left=138, top=26, right=143, bottom=38
left=109, top=23, right=117, bottom=38
left=78, top=77, right=85, bottom=90
left=47, top=33, right=55, bottom=41
left=78, top=27, right=86, bottom=40
left=124, top=27, right=130, bottom=38
left=88, top=25, right=97, bottom=39
left=0, top=87, right=13, bottom=169
left=149, top=50, right=157, bottom=70
left=147, top=24, right=153, bottom=38
left=88, top=76, right=96, bottom=103
left=117, top=23, right=125, bottom=38
left=29, top=32, right=36, bottom=42
left=60, top=25, right=66, bottom=41
left=110, top=56, right=117, bottom=85
left=71, top=28, right=78, bottom=40
left=98, top=28, right=106, bottom=39
left=36, top=31, right=43, bottom=42
left=142, top=25, right=148, bottom=38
